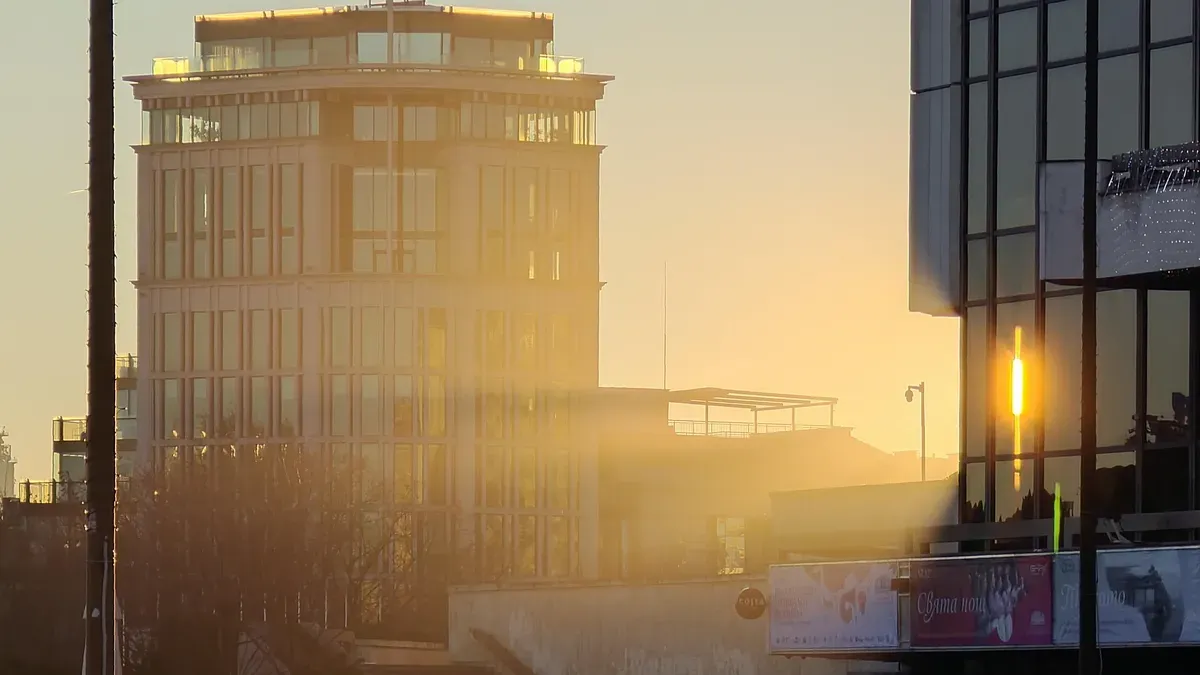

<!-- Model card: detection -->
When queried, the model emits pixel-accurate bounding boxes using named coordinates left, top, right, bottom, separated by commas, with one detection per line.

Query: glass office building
left=911, top=0, right=1199, bottom=549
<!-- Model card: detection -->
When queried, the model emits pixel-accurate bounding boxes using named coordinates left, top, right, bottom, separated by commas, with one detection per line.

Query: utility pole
left=1078, top=0, right=1099, bottom=672
left=85, top=0, right=117, bottom=671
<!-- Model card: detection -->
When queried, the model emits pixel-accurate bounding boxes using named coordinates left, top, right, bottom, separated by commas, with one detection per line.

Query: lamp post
left=906, top=383, right=926, bottom=481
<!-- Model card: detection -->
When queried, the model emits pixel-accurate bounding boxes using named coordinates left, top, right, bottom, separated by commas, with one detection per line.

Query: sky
left=0, top=0, right=960, bottom=481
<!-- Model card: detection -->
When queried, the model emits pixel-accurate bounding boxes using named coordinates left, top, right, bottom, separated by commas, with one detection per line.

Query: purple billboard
left=911, top=555, right=1053, bottom=648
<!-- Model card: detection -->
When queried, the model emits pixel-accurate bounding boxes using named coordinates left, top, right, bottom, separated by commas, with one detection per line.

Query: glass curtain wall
left=959, top=0, right=1197, bottom=547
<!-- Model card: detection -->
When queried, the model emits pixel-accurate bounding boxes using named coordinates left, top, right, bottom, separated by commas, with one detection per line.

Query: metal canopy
left=668, top=388, right=838, bottom=412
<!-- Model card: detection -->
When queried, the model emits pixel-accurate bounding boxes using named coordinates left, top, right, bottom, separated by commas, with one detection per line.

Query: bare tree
left=119, top=443, right=462, bottom=675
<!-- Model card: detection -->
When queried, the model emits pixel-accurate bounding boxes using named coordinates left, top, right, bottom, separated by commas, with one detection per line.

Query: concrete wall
left=449, top=578, right=880, bottom=675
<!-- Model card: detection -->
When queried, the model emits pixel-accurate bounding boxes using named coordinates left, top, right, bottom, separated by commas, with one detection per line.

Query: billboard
left=1054, top=548, right=1200, bottom=645
left=910, top=555, right=1053, bottom=648
left=769, top=562, right=899, bottom=652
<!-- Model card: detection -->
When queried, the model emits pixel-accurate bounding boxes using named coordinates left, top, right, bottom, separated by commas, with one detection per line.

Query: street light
left=905, top=382, right=926, bottom=481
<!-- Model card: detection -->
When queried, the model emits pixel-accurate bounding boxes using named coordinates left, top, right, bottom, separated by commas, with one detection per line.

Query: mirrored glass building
left=911, top=0, right=1199, bottom=550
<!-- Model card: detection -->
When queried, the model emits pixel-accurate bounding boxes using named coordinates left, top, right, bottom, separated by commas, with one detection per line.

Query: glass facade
left=958, top=0, right=1197, bottom=544
left=135, top=9, right=604, bottom=585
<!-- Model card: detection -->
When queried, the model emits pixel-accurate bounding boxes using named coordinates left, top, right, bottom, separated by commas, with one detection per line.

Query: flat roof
left=669, top=388, right=838, bottom=412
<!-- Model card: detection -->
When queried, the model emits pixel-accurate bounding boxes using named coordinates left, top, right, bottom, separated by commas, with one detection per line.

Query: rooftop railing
left=117, top=353, right=138, bottom=379
left=54, top=415, right=137, bottom=443
left=150, top=52, right=586, bottom=78
left=668, top=420, right=831, bottom=438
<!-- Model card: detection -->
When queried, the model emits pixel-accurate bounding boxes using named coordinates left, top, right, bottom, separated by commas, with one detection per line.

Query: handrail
left=129, top=60, right=609, bottom=86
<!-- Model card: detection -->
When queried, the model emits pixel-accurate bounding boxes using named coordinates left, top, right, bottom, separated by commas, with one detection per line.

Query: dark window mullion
left=1135, top=288, right=1148, bottom=515
left=1034, top=0, right=1048, bottom=522
left=985, top=0, right=1000, bottom=531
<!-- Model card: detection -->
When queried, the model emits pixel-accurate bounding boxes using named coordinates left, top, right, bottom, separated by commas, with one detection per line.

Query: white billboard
left=769, top=562, right=899, bottom=653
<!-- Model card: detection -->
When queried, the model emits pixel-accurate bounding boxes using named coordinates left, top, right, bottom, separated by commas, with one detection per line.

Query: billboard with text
left=910, top=555, right=1053, bottom=648
left=769, top=562, right=899, bottom=653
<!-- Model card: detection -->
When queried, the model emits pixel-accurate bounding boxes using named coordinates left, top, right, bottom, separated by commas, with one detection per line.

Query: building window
left=546, top=449, right=568, bottom=509
left=394, top=375, right=415, bottom=436
left=1043, top=294, right=1081, bottom=452
left=395, top=308, right=414, bottom=368
left=249, top=376, right=268, bottom=436
left=480, top=165, right=506, bottom=275
left=279, top=308, right=300, bottom=369
left=161, top=170, right=182, bottom=279
left=329, top=307, right=351, bottom=368
left=996, top=73, right=1036, bottom=230
left=394, top=443, right=414, bottom=503
left=193, top=378, right=211, bottom=438
left=516, top=515, right=537, bottom=577
left=361, top=307, right=383, bottom=368
left=162, top=312, right=182, bottom=372
left=968, top=17, right=988, bottom=78
left=1099, top=54, right=1139, bottom=159
left=192, top=169, right=212, bottom=278
left=354, top=104, right=394, bottom=141
left=484, top=446, right=507, bottom=508
left=330, top=374, right=350, bottom=437
left=1151, top=0, right=1193, bottom=42
left=221, top=167, right=240, bottom=277
left=482, top=311, right=506, bottom=371
left=1150, top=44, right=1196, bottom=148
left=967, top=82, right=988, bottom=234
left=250, top=309, right=270, bottom=370
left=351, top=167, right=393, bottom=273
left=515, top=446, right=536, bottom=508
left=403, top=106, right=439, bottom=141
left=162, top=378, right=182, bottom=439
left=1146, top=291, right=1190, bottom=446
left=424, top=308, right=447, bottom=369
left=995, top=301, right=1034, bottom=458
left=280, top=164, right=301, bottom=274
left=963, top=462, right=985, bottom=524
left=219, top=377, right=238, bottom=437
left=1047, top=64, right=1084, bottom=161
left=716, top=517, right=746, bottom=575
left=997, top=8, right=1036, bottom=73
left=548, top=516, right=570, bottom=577
left=481, top=514, right=506, bottom=579
left=361, top=374, right=382, bottom=436
left=356, top=32, right=388, bottom=63
left=963, top=306, right=986, bottom=458
left=279, top=375, right=299, bottom=436
left=1097, top=290, right=1137, bottom=448
left=426, top=375, right=447, bottom=437
left=994, top=459, right=1034, bottom=523
left=192, top=311, right=211, bottom=371
left=400, top=168, right=444, bottom=274
left=220, top=311, right=239, bottom=371
left=426, top=443, right=447, bottom=505
left=250, top=166, right=269, bottom=275
left=513, top=314, right=537, bottom=372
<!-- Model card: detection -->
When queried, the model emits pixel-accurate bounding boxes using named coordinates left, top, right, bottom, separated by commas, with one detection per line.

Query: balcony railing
left=668, top=420, right=828, bottom=438
left=54, top=416, right=137, bottom=443
left=17, top=480, right=87, bottom=505
left=117, top=353, right=138, bottom=380
left=150, top=52, right=587, bottom=78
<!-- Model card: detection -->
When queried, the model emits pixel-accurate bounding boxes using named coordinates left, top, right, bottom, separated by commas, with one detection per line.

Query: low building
left=50, top=354, right=139, bottom=492
left=447, top=477, right=952, bottom=675
left=594, top=387, right=953, bottom=581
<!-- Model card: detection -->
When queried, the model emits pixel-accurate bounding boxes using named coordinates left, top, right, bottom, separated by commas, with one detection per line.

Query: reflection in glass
left=1099, top=0, right=1140, bottom=52
left=220, top=310, right=239, bottom=371
left=398, top=32, right=444, bottom=64
left=427, top=444, right=446, bottom=505
left=964, top=306, right=987, bottom=459
left=163, top=313, right=182, bottom=371
left=996, top=301, right=1034, bottom=458
left=549, top=517, right=570, bottom=577
left=964, top=462, right=985, bottom=524
left=1151, top=0, right=1193, bottom=42
left=193, top=312, right=211, bottom=371
left=357, top=33, right=387, bottom=63
left=997, top=9, right=1036, bottom=72
left=517, top=515, right=537, bottom=576
left=996, top=233, right=1034, bottom=298
left=1146, top=291, right=1190, bottom=445
left=967, top=238, right=987, bottom=302
left=969, top=18, right=989, bottom=79
left=994, top=459, right=1034, bottom=522
left=1144, top=446, right=1189, bottom=513
left=1099, top=55, right=1139, bottom=159
left=1047, top=0, right=1085, bottom=63
left=1047, top=64, right=1083, bottom=160
left=997, top=73, right=1036, bottom=230
left=395, top=308, right=414, bottom=368
left=968, top=82, right=988, bottom=234
left=1097, top=290, right=1137, bottom=447
left=1150, top=45, right=1196, bottom=148
left=1043, top=294, right=1081, bottom=452
left=361, top=375, right=381, bottom=436
left=1044, top=453, right=1136, bottom=522
left=484, top=446, right=506, bottom=508
left=394, top=444, right=413, bottom=503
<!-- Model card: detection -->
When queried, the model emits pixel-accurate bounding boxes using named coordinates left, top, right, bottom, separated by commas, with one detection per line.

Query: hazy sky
left=0, top=0, right=959, bottom=481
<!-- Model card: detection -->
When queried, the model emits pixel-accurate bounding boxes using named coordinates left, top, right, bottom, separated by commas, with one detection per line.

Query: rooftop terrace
left=143, top=2, right=592, bottom=79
